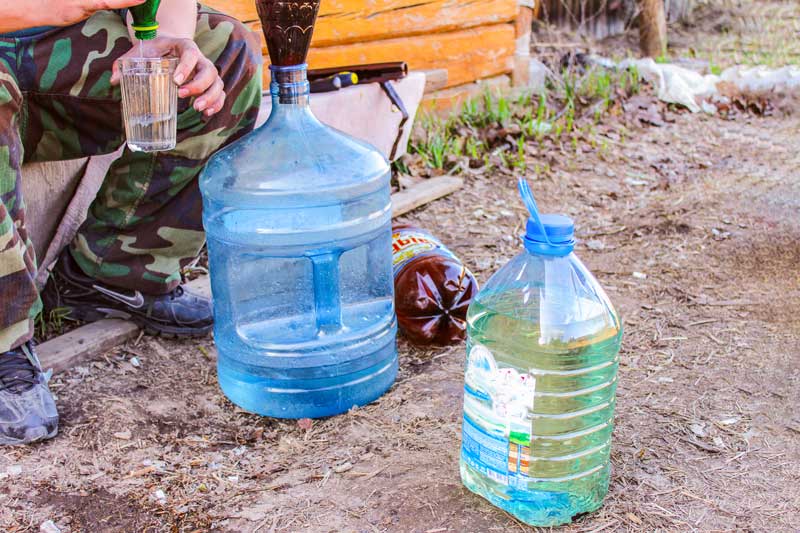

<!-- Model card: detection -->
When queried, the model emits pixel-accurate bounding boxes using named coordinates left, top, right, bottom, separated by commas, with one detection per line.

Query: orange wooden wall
left=203, top=0, right=521, bottom=91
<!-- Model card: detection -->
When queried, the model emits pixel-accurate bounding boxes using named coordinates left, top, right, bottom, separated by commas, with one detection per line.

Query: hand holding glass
left=118, top=57, right=178, bottom=152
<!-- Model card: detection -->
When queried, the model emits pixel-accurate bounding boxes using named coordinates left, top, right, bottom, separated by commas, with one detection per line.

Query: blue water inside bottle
left=199, top=65, right=398, bottom=418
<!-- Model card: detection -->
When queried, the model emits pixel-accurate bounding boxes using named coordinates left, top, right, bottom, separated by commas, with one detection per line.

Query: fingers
left=195, top=78, right=226, bottom=116
left=113, top=36, right=226, bottom=116
left=109, top=48, right=137, bottom=85
left=110, top=58, right=123, bottom=86
left=202, top=91, right=227, bottom=117
left=171, top=40, right=225, bottom=115
left=179, top=59, right=219, bottom=99
left=174, top=44, right=201, bottom=89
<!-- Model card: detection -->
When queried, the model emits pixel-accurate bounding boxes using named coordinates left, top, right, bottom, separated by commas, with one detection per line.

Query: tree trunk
left=639, top=0, right=667, bottom=58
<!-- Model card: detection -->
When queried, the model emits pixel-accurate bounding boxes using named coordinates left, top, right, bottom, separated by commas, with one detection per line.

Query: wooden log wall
left=204, top=0, right=529, bottom=93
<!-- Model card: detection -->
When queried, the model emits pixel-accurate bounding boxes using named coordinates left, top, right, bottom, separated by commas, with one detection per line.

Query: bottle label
left=461, top=344, right=537, bottom=488
left=391, top=228, right=460, bottom=277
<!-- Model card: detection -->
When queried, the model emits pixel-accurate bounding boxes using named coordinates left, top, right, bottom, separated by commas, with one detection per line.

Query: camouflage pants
left=0, top=6, right=263, bottom=351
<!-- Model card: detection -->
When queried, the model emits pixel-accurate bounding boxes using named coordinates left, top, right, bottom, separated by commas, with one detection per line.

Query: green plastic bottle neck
left=130, top=0, right=160, bottom=40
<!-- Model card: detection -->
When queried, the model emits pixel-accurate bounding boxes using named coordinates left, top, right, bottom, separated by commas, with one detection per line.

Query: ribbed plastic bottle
left=199, top=0, right=397, bottom=419
left=460, top=179, right=622, bottom=526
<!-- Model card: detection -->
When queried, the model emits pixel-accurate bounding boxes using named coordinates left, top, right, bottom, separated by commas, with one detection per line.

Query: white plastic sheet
left=619, top=59, right=800, bottom=113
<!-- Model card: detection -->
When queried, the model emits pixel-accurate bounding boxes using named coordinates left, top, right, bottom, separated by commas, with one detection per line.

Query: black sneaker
left=0, top=342, right=58, bottom=445
left=42, top=249, right=213, bottom=337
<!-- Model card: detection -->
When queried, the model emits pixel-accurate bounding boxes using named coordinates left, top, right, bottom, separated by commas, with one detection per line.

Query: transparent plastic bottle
left=199, top=0, right=397, bottom=419
left=460, top=179, right=622, bottom=526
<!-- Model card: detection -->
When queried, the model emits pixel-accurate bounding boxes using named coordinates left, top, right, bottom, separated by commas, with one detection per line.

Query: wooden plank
left=38, top=180, right=463, bottom=373
left=392, top=176, right=464, bottom=217
left=208, top=0, right=517, bottom=47
left=38, top=319, right=139, bottom=373
left=284, top=24, right=516, bottom=90
left=421, top=69, right=448, bottom=93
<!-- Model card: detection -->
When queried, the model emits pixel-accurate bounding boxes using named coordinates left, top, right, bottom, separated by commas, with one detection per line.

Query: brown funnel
left=256, top=0, right=321, bottom=66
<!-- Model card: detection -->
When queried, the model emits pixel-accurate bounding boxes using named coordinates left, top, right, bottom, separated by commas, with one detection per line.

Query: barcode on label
left=485, top=469, right=508, bottom=485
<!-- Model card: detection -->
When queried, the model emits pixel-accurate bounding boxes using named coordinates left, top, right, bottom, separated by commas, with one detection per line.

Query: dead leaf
left=626, top=512, right=643, bottom=525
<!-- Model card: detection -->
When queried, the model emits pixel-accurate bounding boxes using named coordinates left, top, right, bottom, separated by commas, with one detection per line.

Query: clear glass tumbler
left=118, top=57, right=178, bottom=152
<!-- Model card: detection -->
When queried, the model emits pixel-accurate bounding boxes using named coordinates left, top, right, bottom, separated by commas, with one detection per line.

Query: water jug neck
left=270, top=64, right=310, bottom=106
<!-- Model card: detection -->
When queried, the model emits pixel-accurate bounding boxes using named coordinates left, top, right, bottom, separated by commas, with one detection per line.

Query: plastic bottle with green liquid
left=460, top=178, right=622, bottom=526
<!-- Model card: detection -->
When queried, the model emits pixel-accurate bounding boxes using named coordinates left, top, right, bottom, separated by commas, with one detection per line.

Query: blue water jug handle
left=518, top=177, right=553, bottom=247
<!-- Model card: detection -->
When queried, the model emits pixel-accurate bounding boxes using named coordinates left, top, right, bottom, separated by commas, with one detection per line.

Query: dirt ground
left=2, top=2, right=799, bottom=532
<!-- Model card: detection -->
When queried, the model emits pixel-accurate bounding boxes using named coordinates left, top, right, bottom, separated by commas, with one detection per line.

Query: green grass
left=392, top=158, right=410, bottom=175
left=460, top=91, right=513, bottom=129
left=35, top=307, right=73, bottom=339
left=405, top=64, right=642, bottom=173
left=621, top=65, right=642, bottom=95
left=411, top=116, right=459, bottom=169
left=655, top=53, right=671, bottom=64
left=465, top=136, right=482, bottom=159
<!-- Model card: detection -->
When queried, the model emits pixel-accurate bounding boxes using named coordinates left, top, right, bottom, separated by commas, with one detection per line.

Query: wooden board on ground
left=207, top=0, right=516, bottom=47
left=38, top=319, right=139, bottom=374
left=393, top=176, right=464, bottom=217
left=37, top=177, right=464, bottom=373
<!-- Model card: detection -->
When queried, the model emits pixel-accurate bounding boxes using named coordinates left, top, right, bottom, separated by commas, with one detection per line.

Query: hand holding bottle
left=110, top=37, right=226, bottom=117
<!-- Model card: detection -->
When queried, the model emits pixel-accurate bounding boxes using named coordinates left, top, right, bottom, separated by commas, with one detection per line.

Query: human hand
left=111, top=37, right=225, bottom=117
left=47, top=0, right=148, bottom=27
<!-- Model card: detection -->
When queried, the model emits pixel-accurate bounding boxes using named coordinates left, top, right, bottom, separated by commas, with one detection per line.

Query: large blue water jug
left=198, top=0, right=397, bottom=418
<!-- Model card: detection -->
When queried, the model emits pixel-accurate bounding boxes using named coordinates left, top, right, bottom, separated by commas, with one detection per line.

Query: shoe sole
left=0, top=424, right=58, bottom=446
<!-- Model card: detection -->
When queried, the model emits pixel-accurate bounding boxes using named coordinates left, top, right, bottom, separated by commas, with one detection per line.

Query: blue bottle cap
left=518, top=178, right=575, bottom=256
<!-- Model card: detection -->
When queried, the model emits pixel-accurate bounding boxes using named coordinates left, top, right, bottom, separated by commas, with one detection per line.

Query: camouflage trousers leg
left=0, top=7, right=262, bottom=350
left=0, top=56, right=40, bottom=352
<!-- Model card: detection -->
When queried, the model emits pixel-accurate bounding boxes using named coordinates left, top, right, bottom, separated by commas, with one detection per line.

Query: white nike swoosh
left=92, top=285, right=145, bottom=309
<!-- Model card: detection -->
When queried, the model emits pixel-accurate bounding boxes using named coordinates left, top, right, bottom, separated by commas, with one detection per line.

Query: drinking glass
left=118, top=57, right=178, bottom=152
